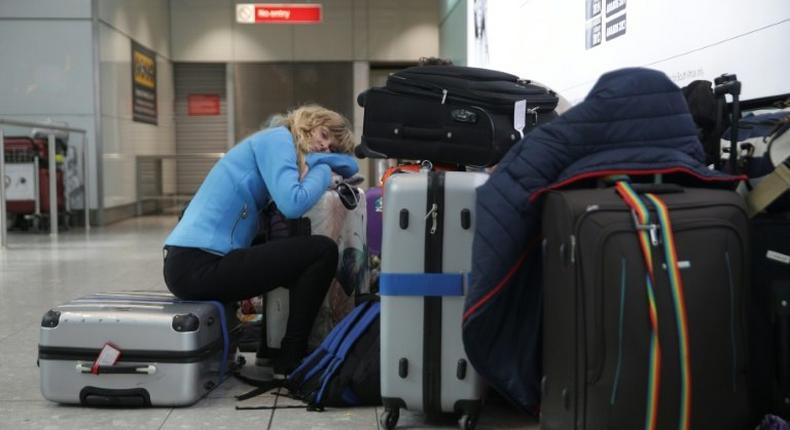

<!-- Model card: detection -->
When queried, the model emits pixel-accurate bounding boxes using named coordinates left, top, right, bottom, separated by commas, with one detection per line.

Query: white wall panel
left=0, top=21, right=94, bottom=115
left=170, top=0, right=233, bottom=62
left=0, top=0, right=91, bottom=18
left=440, top=0, right=462, bottom=20
left=440, top=0, right=467, bottom=65
left=98, top=0, right=171, bottom=58
left=475, top=0, right=790, bottom=103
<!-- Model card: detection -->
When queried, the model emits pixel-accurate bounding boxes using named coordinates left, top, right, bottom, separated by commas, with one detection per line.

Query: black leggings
left=163, top=235, right=338, bottom=357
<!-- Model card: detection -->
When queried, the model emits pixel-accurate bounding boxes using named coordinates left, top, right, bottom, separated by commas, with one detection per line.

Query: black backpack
left=236, top=300, right=381, bottom=410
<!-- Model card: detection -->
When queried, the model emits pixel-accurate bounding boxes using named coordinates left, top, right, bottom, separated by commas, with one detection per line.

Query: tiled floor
left=0, top=216, right=539, bottom=429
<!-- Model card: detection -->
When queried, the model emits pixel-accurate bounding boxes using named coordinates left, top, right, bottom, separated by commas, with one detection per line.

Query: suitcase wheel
left=458, top=413, right=478, bottom=430
left=380, top=407, right=399, bottom=430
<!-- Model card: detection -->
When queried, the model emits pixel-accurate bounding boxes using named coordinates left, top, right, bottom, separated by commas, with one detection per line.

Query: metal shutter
left=174, top=63, right=227, bottom=195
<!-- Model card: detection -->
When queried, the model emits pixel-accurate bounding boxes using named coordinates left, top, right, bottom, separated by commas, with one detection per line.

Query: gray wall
left=98, top=0, right=176, bottom=212
left=173, top=64, right=228, bottom=195
left=233, top=63, right=354, bottom=142
left=170, top=0, right=440, bottom=62
left=1, top=0, right=444, bottom=224
left=0, top=0, right=177, bottom=223
left=0, top=0, right=97, bottom=211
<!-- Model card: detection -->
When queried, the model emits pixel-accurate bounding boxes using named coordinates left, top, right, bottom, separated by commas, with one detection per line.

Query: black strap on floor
left=232, top=371, right=284, bottom=401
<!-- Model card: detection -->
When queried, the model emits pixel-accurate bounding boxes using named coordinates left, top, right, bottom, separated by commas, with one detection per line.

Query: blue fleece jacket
left=164, top=126, right=358, bottom=255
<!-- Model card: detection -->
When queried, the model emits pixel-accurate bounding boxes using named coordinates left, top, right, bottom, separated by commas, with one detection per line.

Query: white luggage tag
left=91, top=343, right=121, bottom=374
left=514, top=100, right=526, bottom=139
left=766, top=250, right=790, bottom=265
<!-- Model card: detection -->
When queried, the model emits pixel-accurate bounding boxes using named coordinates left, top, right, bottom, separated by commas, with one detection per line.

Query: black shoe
left=272, top=342, right=304, bottom=378
left=272, top=355, right=301, bottom=378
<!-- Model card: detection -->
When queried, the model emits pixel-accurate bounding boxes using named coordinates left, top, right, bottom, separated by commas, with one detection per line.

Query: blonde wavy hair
left=271, top=104, right=355, bottom=175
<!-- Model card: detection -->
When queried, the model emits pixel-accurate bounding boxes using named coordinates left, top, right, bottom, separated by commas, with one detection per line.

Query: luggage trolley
left=3, top=135, right=70, bottom=231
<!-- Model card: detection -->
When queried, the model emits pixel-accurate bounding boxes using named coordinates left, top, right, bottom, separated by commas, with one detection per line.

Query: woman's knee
left=310, top=235, right=339, bottom=267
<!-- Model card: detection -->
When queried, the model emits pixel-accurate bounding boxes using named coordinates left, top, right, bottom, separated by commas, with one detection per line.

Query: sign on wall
left=188, top=94, right=221, bottom=116
left=236, top=3, right=322, bottom=24
left=131, top=41, right=158, bottom=125
left=470, top=0, right=790, bottom=104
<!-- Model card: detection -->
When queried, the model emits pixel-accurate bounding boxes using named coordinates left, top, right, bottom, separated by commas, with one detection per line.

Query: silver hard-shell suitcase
left=379, top=171, right=487, bottom=430
left=38, top=291, right=239, bottom=407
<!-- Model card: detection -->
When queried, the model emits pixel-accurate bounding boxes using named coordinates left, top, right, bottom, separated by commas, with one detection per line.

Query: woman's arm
left=304, top=153, right=359, bottom=178
left=251, top=129, right=332, bottom=219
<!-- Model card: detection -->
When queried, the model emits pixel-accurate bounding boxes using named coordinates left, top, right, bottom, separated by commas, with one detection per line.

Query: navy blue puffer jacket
left=461, top=68, right=739, bottom=412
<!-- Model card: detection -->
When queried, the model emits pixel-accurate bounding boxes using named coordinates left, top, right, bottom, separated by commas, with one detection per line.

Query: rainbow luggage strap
left=615, top=181, right=691, bottom=430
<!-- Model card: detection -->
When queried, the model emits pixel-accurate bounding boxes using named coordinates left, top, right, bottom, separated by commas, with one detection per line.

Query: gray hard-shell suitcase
left=541, top=185, right=750, bottom=429
left=38, top=291, right=240, bottom=407
left=379, top=171, right=487, bottom=430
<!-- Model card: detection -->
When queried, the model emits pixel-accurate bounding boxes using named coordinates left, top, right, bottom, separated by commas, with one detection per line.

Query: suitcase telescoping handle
left=628, top=183, right=684, bottom=194
left=598, top=176, right=684, bottom=194
left=76, top=363, right=157, bottom=375
left=713, top=73, right=741, bottom=174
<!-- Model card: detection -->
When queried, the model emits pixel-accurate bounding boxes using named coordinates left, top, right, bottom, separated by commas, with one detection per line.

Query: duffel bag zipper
left=399, top=69, right=519, bottom=83
left=388, top=75, right=557, bottom=111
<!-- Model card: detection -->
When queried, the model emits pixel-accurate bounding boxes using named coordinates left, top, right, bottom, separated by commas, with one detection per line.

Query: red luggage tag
left=91, top=343, right=121, bottom=374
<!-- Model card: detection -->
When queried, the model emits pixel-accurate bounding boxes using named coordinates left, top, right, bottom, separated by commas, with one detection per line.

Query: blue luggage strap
left=379, top=273, right=467, bottom=296
left=314, top=301, right=380, bottom=405
left=81, top=294, right=231, bottom=383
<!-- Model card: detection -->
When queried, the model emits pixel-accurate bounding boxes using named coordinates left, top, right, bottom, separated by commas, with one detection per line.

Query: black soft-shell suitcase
left=357, top=65, right=558, bottom=167
left=749, top=214, right=790, bottom=420
left=541, top=184, right=750, bottom=430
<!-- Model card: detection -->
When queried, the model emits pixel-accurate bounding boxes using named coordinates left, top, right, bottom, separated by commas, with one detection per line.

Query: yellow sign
left=133, top=51, right=156, bottom=88
left=131, top=41, right=157, bottom=124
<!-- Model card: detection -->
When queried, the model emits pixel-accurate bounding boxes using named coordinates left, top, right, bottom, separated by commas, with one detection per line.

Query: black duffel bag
left=356, top=65, right=559, bottom=167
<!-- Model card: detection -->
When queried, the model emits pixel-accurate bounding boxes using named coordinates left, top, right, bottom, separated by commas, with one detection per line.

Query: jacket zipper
left=229, top=203, right=248, bottom=246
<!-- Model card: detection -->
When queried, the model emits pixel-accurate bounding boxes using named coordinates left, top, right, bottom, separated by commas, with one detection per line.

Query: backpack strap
left=313, top=302, right=381, bottom=406
left=288, top=301, right=372, bottom=389
left=234, top=378, right=283, bottom=402
left=235, top=302, right=373, bottom=405
left=746, top=160, right=790, bottom=217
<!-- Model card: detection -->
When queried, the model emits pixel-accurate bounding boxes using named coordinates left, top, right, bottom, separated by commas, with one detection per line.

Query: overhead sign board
left=236, top=3, right=322, bottom=24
